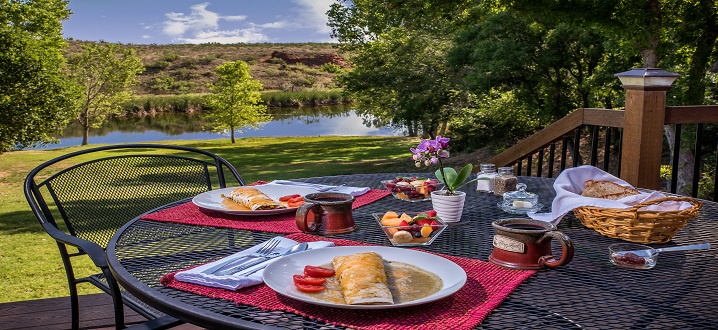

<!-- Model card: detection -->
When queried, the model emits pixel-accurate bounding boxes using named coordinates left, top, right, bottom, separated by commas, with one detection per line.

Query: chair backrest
left=25, top=144, right=244, bottom=249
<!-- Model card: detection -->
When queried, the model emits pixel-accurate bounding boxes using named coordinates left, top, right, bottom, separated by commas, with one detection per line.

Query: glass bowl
left=372, top=212, right=447, bottom=246
left=380, top=177, right=442, bottom=202
left=609, top=243, right=658, bottom=269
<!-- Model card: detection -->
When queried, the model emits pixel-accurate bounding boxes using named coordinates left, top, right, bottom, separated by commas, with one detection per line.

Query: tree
left=0, top=0, right=78, bottom=152
left=67, top=42, right=144, bottom=145
left=328, top=0, right=468, bottom=138
left=206, top=60, right=269, bottom=143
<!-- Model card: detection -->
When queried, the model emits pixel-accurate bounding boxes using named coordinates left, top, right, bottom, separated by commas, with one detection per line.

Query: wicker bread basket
left=573, top=196, right=702, bottom=244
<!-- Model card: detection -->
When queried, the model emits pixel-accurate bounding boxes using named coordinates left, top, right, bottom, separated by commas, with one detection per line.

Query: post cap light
left=615, top=68, right=681, bottom=87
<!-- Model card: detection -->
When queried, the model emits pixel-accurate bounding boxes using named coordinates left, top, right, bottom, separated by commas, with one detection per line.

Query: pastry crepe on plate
left=225, top=187, right=281, bottom=210
left=332, top=252, right=394, bottom=305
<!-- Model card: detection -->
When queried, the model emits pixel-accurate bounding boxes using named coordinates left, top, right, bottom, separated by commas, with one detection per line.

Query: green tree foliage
left=67, top=43, right=144, bottom=145
left=0, top=0, right=78, bottom=152
left=449, top=7, right=630, bottom=122
left=328, top=0, right=470, bottom=138
left=340, top=28, right=456, bottom=137
left=206, top=60, right=270, bottom=143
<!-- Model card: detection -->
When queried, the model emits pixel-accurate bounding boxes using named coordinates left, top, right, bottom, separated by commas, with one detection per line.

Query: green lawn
left=0, top=136, right=420, bottom=303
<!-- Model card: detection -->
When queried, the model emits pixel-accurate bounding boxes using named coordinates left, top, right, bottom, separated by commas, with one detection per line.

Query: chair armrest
left=39, top=221, right=109, bottom=268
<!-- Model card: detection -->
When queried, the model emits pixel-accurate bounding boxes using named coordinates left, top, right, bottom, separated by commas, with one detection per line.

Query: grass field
left=0, top=136, right=425, bottom=303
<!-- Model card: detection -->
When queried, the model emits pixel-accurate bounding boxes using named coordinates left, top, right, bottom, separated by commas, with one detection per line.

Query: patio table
left=107, top=173, right=718, bottom=329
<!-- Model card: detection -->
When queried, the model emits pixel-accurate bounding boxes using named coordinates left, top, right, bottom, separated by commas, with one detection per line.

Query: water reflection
left=41, top=106, right=401, bottom=149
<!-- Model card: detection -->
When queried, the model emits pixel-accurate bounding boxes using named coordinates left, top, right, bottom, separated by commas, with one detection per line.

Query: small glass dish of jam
left=609, top=243, right=658, bottom=269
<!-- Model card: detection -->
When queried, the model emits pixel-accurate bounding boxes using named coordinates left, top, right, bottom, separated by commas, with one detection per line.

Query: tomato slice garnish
left=279, top=194, right=301, bottom=201
left=304, top=265, right=335, bottom=278
left=293, top=274, right=326, bottom=286
left=287, top=201, right=304, bottom=207
left=295, top=283, right=325, bottom=292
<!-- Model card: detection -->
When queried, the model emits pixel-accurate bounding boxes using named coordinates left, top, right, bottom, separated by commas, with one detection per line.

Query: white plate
left=262, top=246, right=467, bottom=309
left=192, top=185, right=320, bottom=216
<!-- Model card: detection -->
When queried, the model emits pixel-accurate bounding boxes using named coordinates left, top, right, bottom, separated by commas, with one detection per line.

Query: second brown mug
left=489, top=218, right=574, bottom=270
left=295, top=192, right=355, bottom=235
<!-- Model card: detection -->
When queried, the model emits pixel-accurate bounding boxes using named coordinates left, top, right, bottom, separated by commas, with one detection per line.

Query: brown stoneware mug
left=489, top=218, right=574, bottom=270
left=295, top=192, right=355, bottom=235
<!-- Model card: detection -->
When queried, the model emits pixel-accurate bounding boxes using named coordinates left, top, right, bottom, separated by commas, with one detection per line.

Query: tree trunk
left=82, top=108, right=89, bottom=145
left=663, top=125, right=694, bottom=194
left=642, top=0, right=661, bottom=68
left=231, top=128, right=236, bottom=144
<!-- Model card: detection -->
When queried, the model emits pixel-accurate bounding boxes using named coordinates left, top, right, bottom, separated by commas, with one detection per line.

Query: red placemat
left=161, top=233, right=536, bottom=330
left=140, top=189, right=391, bottom=234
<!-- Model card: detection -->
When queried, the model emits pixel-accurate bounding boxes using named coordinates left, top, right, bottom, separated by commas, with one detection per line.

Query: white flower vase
left=430, top=190, right=466, bottom=223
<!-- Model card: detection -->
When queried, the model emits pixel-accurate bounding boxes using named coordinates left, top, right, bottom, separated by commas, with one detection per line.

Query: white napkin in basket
left=528, top=165, right=693, bottom=224
left=175, top=236, right=333, bottom=291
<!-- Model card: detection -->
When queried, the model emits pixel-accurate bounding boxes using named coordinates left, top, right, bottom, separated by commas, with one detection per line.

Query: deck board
left=0, top=294, right=203, bottom=330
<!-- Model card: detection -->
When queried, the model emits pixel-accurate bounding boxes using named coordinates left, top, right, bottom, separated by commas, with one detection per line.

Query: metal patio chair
left=24, top=144, right=245, bottom=330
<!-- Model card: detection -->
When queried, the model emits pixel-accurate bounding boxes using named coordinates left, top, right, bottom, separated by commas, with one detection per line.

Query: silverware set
left=272, top=180, right=345, bottom=192
left=203, top=238, right=280, bottom=275
left=202, top=239, right=310, bottom=277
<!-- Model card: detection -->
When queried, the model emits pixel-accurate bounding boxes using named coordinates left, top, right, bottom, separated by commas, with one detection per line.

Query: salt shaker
left=494, top=167, right=518, bottom=196
left=475, top=163, right=497, bottom=193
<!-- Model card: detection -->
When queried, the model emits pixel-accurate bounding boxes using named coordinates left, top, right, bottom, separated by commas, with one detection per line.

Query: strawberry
left=416, top=219, right=433, bottom=226
left=399, top=220, right=411, bottom=230
left=430, top=219, right=442, bottom=230
left=424, top=210, right=437, bottom=217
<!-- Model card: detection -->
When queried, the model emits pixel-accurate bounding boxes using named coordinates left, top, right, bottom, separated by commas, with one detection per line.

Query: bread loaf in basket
left=575, top=181, right=702, bottom=244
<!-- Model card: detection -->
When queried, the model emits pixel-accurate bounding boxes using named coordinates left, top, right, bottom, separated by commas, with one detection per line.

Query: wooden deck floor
left=0, top=293, right=204, bottom=330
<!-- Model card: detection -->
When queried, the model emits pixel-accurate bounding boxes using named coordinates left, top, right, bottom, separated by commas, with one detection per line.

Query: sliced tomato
left=293, top=274, right=326, bottom=286
left=304, top=265, right=335, bottom=278
left=279, top=194, right=301, bottom=201
left=287, top=201, right=305, bottom=207
left=288, top=196, right=304, bottom=203
left=295, top=283, right=325, bottom=292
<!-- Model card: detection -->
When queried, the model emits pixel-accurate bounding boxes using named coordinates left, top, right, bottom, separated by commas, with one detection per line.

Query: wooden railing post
left=616, top=68, right=680, bottom=189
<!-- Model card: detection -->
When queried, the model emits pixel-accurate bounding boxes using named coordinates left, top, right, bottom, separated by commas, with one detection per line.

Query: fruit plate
left=380, top=177, right=442, bottom=202
left=262, top=246, right=466, bottom=309
left=372, top=212, right=447, bottom=246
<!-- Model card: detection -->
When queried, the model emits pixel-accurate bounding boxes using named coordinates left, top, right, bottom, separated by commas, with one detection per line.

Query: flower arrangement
left=410, top=136, right=476, bottom=195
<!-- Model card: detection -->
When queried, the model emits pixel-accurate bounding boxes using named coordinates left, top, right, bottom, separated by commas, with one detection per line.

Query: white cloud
left=252, top=21, right=290, bottom=29
left=142, top=35, right=151, bottom=39
left=162, top=2, right=253, bottom=42
left=291, top=0, right=333, bottom=34
left=160, top=1, right=333, bottom=44
left=177, top=28, right=269, bottom=44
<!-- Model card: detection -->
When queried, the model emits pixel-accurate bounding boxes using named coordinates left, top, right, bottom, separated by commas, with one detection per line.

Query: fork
left=202, top=238, right=280, bottom=275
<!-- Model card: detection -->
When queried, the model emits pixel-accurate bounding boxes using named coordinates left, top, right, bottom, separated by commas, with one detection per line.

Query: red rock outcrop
left=261, top=51, right=350, bottom=68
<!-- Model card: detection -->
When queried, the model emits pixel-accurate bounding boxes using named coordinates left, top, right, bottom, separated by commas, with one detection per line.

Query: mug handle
left=295, top=202, right=321, bottom=233
left=538, top=231, right=575, bottom=268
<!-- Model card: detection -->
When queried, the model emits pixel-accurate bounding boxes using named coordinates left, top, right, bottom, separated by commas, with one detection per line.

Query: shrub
left=322, top=63, right=342, bottom=74
left=161, top=52, right=180, bottom=62
left=145, top=60, right=171, bottom=70
left=265, top=57, right=287, bottom=65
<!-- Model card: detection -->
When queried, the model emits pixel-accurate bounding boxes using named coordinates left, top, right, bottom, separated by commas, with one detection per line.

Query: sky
left=62, top=0, right=338, bottom=44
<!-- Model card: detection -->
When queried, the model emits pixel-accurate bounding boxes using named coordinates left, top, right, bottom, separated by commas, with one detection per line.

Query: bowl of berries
left=373, top=210, right=447, bottom=246
left=381, top=177, right=442, bottom=202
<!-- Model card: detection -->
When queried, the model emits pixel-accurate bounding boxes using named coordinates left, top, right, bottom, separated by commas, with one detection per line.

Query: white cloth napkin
left=270, top=180, right=370, bottom=196
left=175, top=236, right=334, bottom=291
left=528, top=165, right=693, bottom=224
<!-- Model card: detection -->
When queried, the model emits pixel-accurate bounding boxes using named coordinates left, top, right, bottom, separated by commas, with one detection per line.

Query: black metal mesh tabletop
left=107, top=174, right=718, bottom=329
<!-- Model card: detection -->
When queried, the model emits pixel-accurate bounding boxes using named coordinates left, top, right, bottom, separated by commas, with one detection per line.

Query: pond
left=39, top=106, right=402, bottom=149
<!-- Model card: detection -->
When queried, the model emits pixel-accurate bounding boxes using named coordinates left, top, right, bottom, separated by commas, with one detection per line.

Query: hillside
left=65, top=40, right=348, bottom=95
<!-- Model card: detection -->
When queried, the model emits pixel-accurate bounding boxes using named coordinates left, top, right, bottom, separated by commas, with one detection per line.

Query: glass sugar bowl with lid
left=497, top=183, right=543, bottom=214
